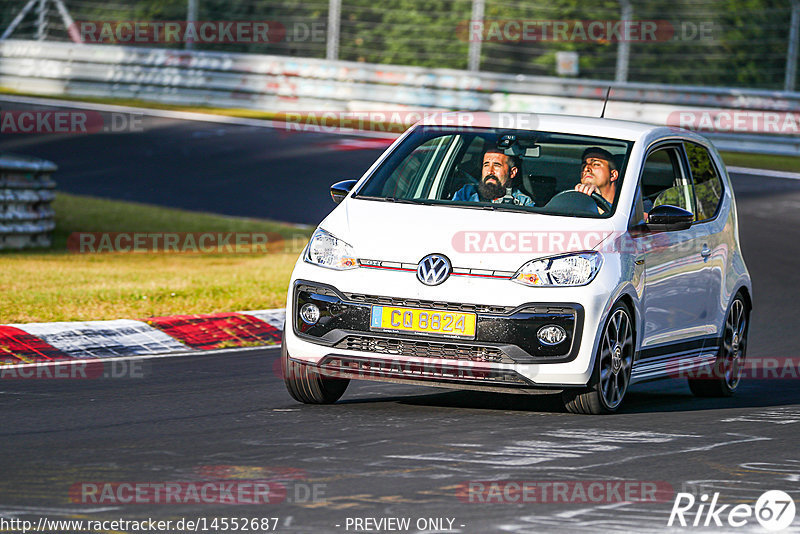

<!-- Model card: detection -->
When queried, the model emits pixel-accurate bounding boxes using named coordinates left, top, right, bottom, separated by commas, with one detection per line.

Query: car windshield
left=354, top=126, right=633, bottom=218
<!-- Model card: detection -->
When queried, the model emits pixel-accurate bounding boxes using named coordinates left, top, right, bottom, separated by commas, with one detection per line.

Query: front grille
left=334, top=335, right=513, bottom=363
left=343, top=293, right=515, bottom=314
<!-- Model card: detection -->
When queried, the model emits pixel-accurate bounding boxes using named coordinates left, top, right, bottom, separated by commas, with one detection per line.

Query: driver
left=453, top=149, right=534, bottom=206
left=574, top=147, right=618, bottom=208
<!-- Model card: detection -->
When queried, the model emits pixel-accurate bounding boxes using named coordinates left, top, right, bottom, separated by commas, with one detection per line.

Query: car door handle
left=701, top=245, right=711, bottom=258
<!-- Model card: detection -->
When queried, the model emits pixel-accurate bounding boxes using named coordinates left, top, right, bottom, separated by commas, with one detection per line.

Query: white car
left=282, top=113, right=752, bottom=414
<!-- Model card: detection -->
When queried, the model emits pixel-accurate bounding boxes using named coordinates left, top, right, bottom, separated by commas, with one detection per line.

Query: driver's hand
left=574, top=183, right=599, bottom=196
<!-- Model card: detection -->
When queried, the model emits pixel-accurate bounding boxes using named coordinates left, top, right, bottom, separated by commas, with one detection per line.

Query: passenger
left=453, top=149, right=534, bottom=206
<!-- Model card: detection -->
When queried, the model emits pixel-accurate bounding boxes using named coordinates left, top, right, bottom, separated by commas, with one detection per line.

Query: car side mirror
left=330, top=180, right=357, bottom=204
left=647, top=204, right=694, bottom=232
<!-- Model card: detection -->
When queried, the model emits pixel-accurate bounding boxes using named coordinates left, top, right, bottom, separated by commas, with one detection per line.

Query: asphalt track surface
left=1, top=100, right=800, bottom=533
left=0, top=100, right=385, bottom=225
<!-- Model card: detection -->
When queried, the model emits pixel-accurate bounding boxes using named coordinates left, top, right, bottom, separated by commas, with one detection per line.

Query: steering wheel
left=590, top=192, right=612, bottom=213
left=543, top=190, right=612, bottom=215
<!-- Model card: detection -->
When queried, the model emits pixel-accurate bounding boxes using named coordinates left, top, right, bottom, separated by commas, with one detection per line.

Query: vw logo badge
left=417, top=254, right=451, bottom=286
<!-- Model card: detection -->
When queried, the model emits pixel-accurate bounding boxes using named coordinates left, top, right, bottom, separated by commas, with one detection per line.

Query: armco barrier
left=0, top=39, right=798, bottom=156
left=0, top=153, right=56, bottom=249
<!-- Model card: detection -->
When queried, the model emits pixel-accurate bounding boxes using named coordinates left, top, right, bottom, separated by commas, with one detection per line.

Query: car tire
left=562, top=302, right=634, bottom=414
left=282, top=341, right=349, bottom=404
left=688, top=293, right=748, bottom=398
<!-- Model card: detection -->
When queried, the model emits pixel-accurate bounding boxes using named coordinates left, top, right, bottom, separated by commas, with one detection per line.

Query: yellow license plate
left=370, top=306, right=477, bottom=339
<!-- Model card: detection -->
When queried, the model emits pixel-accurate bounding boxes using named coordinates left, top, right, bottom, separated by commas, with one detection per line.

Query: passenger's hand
left=574, top=183, right=599, bottom=196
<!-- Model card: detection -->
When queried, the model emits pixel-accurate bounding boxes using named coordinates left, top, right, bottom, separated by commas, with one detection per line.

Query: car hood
left=320, top=198, right=618, bottom=272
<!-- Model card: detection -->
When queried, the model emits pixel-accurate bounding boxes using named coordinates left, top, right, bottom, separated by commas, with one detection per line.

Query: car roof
left=418, top=112, right=673, bottom=142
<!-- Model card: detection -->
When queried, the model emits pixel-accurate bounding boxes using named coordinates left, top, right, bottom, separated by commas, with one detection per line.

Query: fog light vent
left=300, top=303, right=320, bottom=325
left=537, top=325, right=567, bottom=346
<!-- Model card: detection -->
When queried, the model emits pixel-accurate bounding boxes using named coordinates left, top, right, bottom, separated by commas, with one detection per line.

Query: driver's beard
left=478, top=178, right=506, bottom=201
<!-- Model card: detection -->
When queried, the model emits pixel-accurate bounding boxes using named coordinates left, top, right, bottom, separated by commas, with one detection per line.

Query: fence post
left=327, top=0, right=341, bottom=61
left=786, top=0, right=800, bottom=92
left=468, top=0, right=485, bottom=71
left=1, top=0, right=38, bottom=41
left=186, top=0, right=198, bottom=49
left=615, top=0, right=632, bottom=83
left=52, top=0, right=80, bottom=43
left=36, top=0, right=47, bottom=40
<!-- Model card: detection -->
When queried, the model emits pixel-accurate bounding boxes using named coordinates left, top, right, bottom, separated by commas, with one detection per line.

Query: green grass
left=50, top=193, right=311, bottom=249
left=0, top=193, right=312, bottom=323
left=719, top=151, right=800, bottom=173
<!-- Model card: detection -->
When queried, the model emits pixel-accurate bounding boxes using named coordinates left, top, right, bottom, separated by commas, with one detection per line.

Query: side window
left=641, top=147, right=695, bottom=217
left=381, top=135, right=455, bottom=198
left=684, top=142, right=724, bottom=221
left=445, top=136, right=485, bottom=199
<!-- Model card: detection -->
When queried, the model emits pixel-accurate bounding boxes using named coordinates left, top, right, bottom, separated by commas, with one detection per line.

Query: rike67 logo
left=668, top=490, right=796, bottom=531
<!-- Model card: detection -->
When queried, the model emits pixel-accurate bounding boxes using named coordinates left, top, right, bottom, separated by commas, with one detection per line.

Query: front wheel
left=282, top=341, right=349, bottom=404
left=562, top=302, right=634, bottom=414
left=688, top=294, right=748, bottom=397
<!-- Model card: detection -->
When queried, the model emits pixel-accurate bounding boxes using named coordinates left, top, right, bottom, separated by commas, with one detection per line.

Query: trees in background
left=0, top=0, right=796, bottom=90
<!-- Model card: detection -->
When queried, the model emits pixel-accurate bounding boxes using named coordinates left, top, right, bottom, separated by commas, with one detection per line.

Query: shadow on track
left=332, top=378, right=800, bottom=416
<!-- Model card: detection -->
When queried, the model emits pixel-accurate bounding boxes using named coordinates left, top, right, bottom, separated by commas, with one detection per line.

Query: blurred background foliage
left=0, top=0, right=796, bottom=90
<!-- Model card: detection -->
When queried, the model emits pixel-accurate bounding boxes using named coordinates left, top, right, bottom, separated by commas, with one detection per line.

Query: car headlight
left=513, top=252, right=602, bottom=287
left=304, top=228, right=358, bottom=270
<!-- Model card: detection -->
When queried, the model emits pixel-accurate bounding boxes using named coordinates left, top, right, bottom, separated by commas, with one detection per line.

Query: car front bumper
left=284, top=257, right=618, bottom=390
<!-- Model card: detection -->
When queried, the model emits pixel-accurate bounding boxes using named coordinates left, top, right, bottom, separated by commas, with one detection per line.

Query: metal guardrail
left=0, top=154, right=57, bottom=249
left=0, top=39, right=798, bottom=156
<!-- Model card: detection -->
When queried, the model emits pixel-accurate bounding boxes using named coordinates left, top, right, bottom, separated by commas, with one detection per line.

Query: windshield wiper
left=489, top=203, right=528, bottom=212
left=358, top=196, right=526, bottom=211
left=460, top=202, right=525, bottom=212
left=358, top=196, right=430, bottom=205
